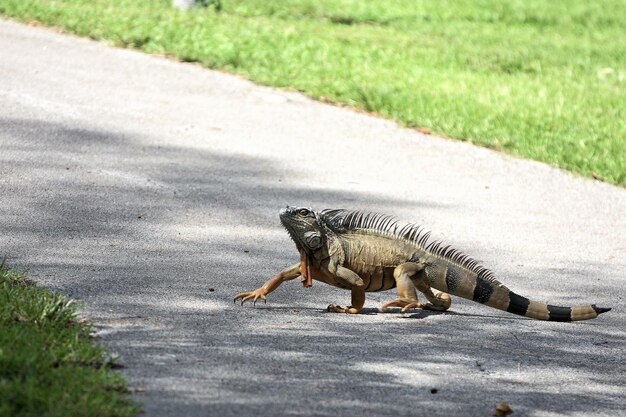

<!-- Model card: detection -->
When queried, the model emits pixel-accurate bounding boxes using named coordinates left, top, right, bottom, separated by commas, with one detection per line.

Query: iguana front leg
left=234, top=262, right=300, bottom=306
left=326, top=259, right=366, bottom=313
left=328, top=287, right=366, bottom=314
left=327, top=259, right=365, bottom=287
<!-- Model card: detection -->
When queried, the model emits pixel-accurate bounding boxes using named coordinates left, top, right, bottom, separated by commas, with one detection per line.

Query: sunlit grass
left=1, top=0, right=624, bottom=185
left=0, top=260, right=138, bottom=417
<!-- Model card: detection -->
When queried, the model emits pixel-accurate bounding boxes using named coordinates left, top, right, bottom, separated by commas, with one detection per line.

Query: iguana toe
left=234, top=289, right=267, bottom=306
left=400, top=302, right=422, bottom=312
left=420, top=302, right=449, bottom=311
left=421, top=291, right=451, bottom=311
left=327, top=304, right=345, bottom=313
left=380, top=298, right=422, bottom=312
left=327, top=304, right=360, bottom=314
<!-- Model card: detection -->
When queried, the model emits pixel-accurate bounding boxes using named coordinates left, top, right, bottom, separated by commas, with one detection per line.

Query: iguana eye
left=298, top=208, right=310, bottom=216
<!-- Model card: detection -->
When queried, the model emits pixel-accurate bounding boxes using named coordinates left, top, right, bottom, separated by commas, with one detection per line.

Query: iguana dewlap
left=234, top=206, right=610, bottom=321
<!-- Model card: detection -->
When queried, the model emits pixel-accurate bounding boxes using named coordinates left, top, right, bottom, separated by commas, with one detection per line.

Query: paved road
left=1, top=18, right=625, bottom=417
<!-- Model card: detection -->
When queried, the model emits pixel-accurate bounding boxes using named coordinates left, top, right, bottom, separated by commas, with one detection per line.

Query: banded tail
left=433, top=264, right=611, bottom=321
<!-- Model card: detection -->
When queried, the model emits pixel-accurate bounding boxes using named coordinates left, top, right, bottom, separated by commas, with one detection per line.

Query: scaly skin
left=234, top=207, right=610, bottom=321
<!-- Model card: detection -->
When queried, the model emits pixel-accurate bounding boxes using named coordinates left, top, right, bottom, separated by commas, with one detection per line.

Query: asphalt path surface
left=1, top=18, right=625, bottom=417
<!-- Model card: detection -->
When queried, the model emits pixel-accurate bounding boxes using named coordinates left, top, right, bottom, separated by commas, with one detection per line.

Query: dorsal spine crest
left=320, top=209, right=502, bottom=286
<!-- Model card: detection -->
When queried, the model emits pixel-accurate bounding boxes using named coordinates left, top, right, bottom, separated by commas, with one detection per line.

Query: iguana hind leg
left=234, top=262, right=300, bottom=306
left=382, top=262, right=451, bottom=312
left=410, top=267, right=451, bottom=311
left=327, top=287, right=366, bottom=314
left=381, top=264, right=422, bottom=312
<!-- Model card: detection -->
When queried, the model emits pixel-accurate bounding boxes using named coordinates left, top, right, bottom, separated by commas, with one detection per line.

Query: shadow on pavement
left=1, top=118, right=623, bottom=417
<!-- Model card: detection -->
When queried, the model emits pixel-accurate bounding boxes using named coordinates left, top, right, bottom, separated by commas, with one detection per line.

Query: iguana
left=234, top=206, right=611, bottom=321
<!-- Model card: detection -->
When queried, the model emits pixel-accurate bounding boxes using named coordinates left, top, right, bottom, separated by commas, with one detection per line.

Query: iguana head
left=279, top=206, right=325, bottom=254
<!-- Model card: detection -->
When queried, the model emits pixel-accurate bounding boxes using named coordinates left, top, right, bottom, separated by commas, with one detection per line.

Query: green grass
left=0, top=260, right=138, bottom=417
left=1, top=0, right=624, bottom=185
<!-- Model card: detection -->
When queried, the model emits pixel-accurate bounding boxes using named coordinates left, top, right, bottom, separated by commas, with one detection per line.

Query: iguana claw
left=234, top=289, right=267, bottom=306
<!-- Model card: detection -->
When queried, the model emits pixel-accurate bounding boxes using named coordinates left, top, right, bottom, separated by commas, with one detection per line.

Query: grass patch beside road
left=0, top=260, right=138, bottom=417
left=1, top=0, right=624, bottom=185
